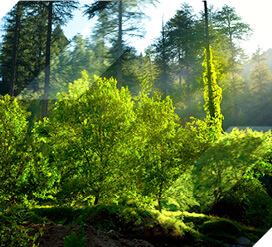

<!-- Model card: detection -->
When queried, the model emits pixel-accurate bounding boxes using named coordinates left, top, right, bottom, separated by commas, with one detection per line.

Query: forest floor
left=19, top=205, right=265, bottom=247
left=27, top=221, right=259, bottom=247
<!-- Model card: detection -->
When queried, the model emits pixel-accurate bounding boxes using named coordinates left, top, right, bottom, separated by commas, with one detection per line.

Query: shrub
left=63, top=231, right=86, bottom=247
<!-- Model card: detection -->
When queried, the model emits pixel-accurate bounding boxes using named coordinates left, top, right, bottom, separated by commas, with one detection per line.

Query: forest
left=1, top=0, right=272, bottom=246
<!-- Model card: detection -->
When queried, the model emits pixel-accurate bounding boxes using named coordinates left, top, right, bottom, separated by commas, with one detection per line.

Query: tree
left=247, top=48, right=272, bottom=125
left=213, top=5, right=252, bottom=125
left=166, top=4, right=202, bottom=90
left=0, top=94, right=55, bottom=206
left=133, top=93, right=181, bottom=212
left=136, top=47, right=160, bottom=88
left=34, top=74, right=135, bottom=205
left=0, top=1, right=72, bottom=99
left=0, top=2, right=27, bottom=96
left=152, top=19, right=172, bottom=98
left=202, top=47, right=223, bottom=137
left=249, top=48, right=272, bottom=103
left=9, top=2, right=23, bottom=97
left=193, top=128, right=272, bottom=208
left=85, top=0, right=158, bottom=88
left=0, top=95, right=30, bottom=204
left=41, top=1, right=78, bottom=119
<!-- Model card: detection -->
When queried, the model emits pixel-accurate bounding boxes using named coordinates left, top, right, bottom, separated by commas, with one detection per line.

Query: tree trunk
left=231, top=72, right=239, bottom=126
left=234, top=97, right=239, bottom=126
left=9, top=2, right=22, bottom=97
left=161, top=18, right=168, bottom=98
left=117, top=0, right=123, bottom=89
left=178, top=47, right=182, bottom=86
left=94, top=194, right=99, bottom=205
left=203, top=0, right=215, bottom=119
left=158, top=198, right=162, bottom=212
left=42, top=1, right=53, bottom=120
left=158, top=183, right=163, bottom=212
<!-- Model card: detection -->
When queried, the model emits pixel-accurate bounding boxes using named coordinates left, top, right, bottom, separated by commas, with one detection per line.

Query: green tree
left=193, top=128, right=272, bottom=208
left=0, top=1, right=73, bottom=108
left=34, top=74, right=135, bottom=205
left=249, top=48, right=272, bottom=104
left=213, top=5, right=252, bottom=125
left=0, top=95, right=30, bottom=204
left=166, top=4, right=202, bottom=90
left=152, top=19, right=173, bottom=98
left=85, top=0, right=158, bottom=88
left=0, top=95, right=55, bottom=206
left=41, top=1, right=78, bottom=119
left=133, top=93, right=181, bottom=212
left=9, top=2, right=23, bottom=97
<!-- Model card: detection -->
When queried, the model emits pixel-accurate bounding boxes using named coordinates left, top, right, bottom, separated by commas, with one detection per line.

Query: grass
left=13, top=204, right=265, bottom=246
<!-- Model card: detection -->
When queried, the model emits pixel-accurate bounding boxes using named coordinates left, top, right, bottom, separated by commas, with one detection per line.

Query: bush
left=192, top=128, right=272, bottom=211
left=0, top=206, right=35, bottom=247
left=63, top=231, right=86, bottom=247
left=209, top=179, right=272, bottom=229
left=0, top=95, right=30, bottom=205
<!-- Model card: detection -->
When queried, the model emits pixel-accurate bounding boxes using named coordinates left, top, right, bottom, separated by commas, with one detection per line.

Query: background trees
left=85, top=0, right=158, bottom=88
left=1, top=2, right=263, bottom=128
left=212, top=5, right=252, bottom=126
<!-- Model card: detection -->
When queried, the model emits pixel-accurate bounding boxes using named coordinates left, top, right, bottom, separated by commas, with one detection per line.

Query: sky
left=1, top=0, right=272, bottom=57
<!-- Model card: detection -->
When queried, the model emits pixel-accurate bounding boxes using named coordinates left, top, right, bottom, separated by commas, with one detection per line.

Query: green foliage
left=0, top=95, right=30, bottom=205
left=0, top=206, right=37, bottom=247
left=0, top=94, right=60, bottom=207
left=63, top=231, right=86, bottom=247
left=165, top=168, right=200, bottom=212
left=216, top=178, right=272, bottom=229
left=182, top=211, right=263, bottom=244
left=132, top=93, right=181, bottom=210
left=243, top=186, right=272, bottom=229
left=202, top=47, right=223, bottom=137
left=193, top=128, right=272, bottom=209
left=32, top=206, right=81, bottom=225
left=34, top=75, right=135, bottom=204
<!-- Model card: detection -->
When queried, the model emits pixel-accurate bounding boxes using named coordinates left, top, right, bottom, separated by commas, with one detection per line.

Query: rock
left=107, top=229, right=119, bottom=240
left=236, top=236, right=251, bottom=246
left=131, top=239, right=155, bottom=247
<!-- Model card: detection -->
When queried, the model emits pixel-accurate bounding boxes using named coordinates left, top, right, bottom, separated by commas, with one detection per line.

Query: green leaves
left=202, top=47, right=223, bottom=140
left=0, top=95, right=30, bottom=205
left=34, top=75, right=136, bottom=204
left=192, top=128, right=272, bottom=207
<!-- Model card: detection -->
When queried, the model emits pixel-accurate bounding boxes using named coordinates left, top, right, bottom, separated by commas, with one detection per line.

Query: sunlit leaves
left=193, top=128, right=272, bottom=206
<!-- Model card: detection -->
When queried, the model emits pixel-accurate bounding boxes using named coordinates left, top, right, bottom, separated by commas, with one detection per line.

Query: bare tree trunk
left=158, top=183, right=163, bottom=212
left=178, top=47, right=182, bottom=86
left=161, top=18, right=168, bottom=98
left=42, top=1, right=53, bottom=120
left=117, top=0, right=123, bottom=89
left=94, top=194, right=99, bottom=205
left=9, top=2, right=22, bottom=97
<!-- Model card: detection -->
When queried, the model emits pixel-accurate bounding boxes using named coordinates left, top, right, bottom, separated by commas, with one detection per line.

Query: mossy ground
left=14, top=204, right=264, bottom=247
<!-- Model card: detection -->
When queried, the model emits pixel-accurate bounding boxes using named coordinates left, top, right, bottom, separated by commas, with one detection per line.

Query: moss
left=28, top=205, right=264, bottom=246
